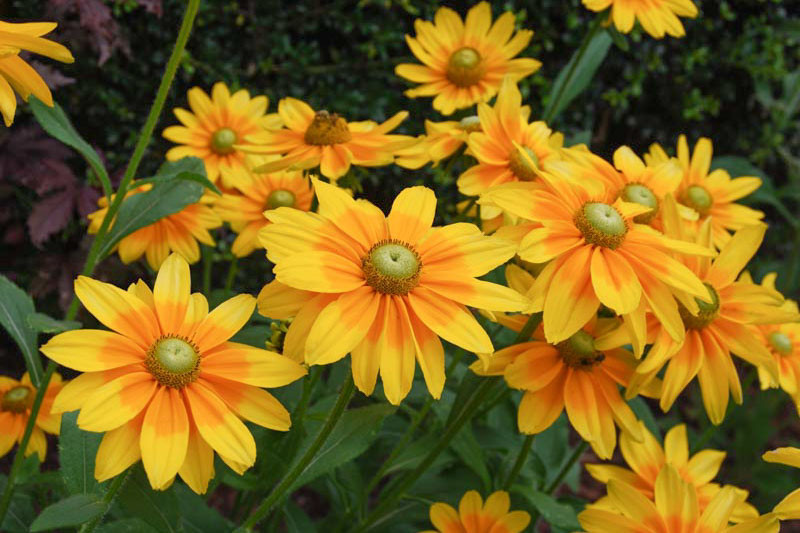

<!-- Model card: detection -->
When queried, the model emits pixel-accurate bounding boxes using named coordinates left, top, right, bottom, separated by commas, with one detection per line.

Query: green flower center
left=768, top=331, right=793, bottom=356
left=682, top=185, right=713, bottom=216
left=574, top=202, right=628, bottom=249
left=211, top=128, right=238, bottom=155
left=266, top=189, right=296, bottom=209
left=459, top=116, right=482, bottom=133
left=508, top=146, right=540, bottom=182
left=621, top=183, right=659, bottom=224
left=678, top=283, right=720, bottom=330
left=304, top=110, right=352, bottom=145
left=447, top=47, right=485, bottom=88
left=362, top=239, right=422, bottom=295
left=557, top=330, right=605, bottom=369
left=145, top=336, right=201, bottom=388
left=1, top=385, right=32, bottom=413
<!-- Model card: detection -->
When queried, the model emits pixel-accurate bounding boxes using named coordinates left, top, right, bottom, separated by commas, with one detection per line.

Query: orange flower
left=421, top=490, right=530, bottom=533
left=0, top=373, right=64, bottom=460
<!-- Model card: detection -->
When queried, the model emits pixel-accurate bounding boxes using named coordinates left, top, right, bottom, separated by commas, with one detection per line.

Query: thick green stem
left=237, top=375, right=356, bottom=531
left=78, top=469, right=132, bottom=533
left=503, top=434, right=535, bottom=490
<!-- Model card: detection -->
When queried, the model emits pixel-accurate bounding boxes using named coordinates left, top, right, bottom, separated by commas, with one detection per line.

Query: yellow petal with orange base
left=564, top=369, right=604, bottom=454
left=203, top=375, right=291, bottom=431
left=542, top=248, right=601, bottom=344
left=705, top=224, right=766, bottom=289
left=517, top=370, right=567, bottom=434
left=178, top=424, right=215, bottom=495
left=51, top=366, right=132, bottom=413
left=77, top=372, right=156, bottom=432
left=273, top=251, right=365, bottom=294
left=378, top=298, right=417, bottom=405
left=95, top=414, right=143, bottom=482
left=408, top=286, right=492, bottom=353
left=153, top=254, right=191, bottom=333
left=257, top=280, right=316, bottom=320
left=41, top=330, right=144, bottom=372
left=192, top=294, right=255, bottom=352
left=282, top=294, right=337, bottom=363
left=140, top=387, right=189, bottom=490
left=201, top=342, right=306, bottom=388
left=408, top=307, right=446, bottom=400
left=387, top=186, right=435, bottom=243
left=422, top=275, right=529, bottom=312
left=590, top=248, right=642, bottom=315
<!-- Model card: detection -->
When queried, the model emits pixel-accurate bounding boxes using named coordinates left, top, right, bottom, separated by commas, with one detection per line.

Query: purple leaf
left=27, top=188, right=76, bottom=247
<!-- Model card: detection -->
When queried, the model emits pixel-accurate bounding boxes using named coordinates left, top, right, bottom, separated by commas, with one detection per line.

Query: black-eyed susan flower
left=163, top=83, right=282, bottom=188
left=0, top=373, right=64, bottom=460
left=87, top=185, right=222, bottom=270
left=646, top=135, right=764, bottom=249
left=240, top=98, right=416, bottom=182
left=0, top=20, right=74, bottom=126
left=578, top=465, right=779, bottom=533
left=41, top=254, right=306, bottom=493
left=213, top=158, right=313, bottom=258
left=396, top=2, right=541, bottom=115
left=582, top=0, right=698, bottom=39
left=257, top=180, right=528, bottom=405
left=421, top=490, right=530, bottom=533
left=586, top=423, right=758, bottom=522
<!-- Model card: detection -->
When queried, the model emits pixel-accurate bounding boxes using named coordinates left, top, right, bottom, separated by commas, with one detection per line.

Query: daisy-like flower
left=579, top=465, right=779, bottom=533
left=213, top=160, right=313, bottom=258
left=396, top=2, right=541, bottom=115
left=0, top=20, right=74, bottom=126
left=632, top=221, right=797, bottom=424
left=87, top=185, right=222, bottom=270
left=479, top=167, right=714, bottom=347
left=586, top=423, right=758, bottom=522
left=582, top=0, right=699, bottom=39
left=257, top=180, right=528, bottom=405
left=41, top=254, right=307, bottom=493
left=0, top=373, right=64, bottom=460
left=763, top=448, right=800, bottom=521
left=473, top=308, right=658, bottom=459
left=163, top=83, right=282, bottom=188
left=240, top=97, right=416, bottom=182
left=421, top=490, right=530, bottom=533
left=646, top=135, right=764, bottom=249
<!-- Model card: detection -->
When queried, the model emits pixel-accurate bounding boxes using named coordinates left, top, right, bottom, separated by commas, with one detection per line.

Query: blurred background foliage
left=1, top=0, right=799, bottom=530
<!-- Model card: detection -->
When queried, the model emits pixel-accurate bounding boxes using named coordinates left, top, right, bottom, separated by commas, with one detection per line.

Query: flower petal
left=140, top=387, right=189, bottom=490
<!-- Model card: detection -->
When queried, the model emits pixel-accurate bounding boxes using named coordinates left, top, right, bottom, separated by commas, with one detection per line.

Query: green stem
left=503, top=434, right=534, bottom=490
left=542, top=15, right=604, bottom=124
left=442, top=144, right=466, bottom=181
left=224, top=256, right=239, bottom=293
left=514, top=313, right=542, bottom=344
left=78, top=469, right=132, bottom=533
left=237, top=375, right=356, bottom=531
left=0, top=1, right=201, bottom=527
left=202, top=245, right=213, bottom=295
left=544, top=440, right=587, bottom=494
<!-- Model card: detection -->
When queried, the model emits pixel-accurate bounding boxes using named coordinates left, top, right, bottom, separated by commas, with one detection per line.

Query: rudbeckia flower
left=213, top=159, right=313, bottom=258
left=578, top=465, right=779, bottom=533
left=586, top=423, right=758, bottom=522
left=257, top=180, right=528, bottom=405
left=41, top=254, right=307, bottom=493
left=0, top=372, right=64, bottom=460
left=241, top=97, right=416, bottom=182
left=646, top=135, right=765, bottom=249
left=763, top=448, right=800, bottom=521
left=0, top=20, right=74, bottom=126
left=87, top=185, right=222, bottom=270
left=396, top=2, right=541, bottom=115
left=163, top=82, right=282, bottom=188
left=582, top=0, right=698, bottom=39
left=421, top=490, right=530, bottom=533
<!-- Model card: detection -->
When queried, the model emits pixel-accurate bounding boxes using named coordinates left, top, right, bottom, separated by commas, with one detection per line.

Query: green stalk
left=224, top=256, right=239, bottom=293
left=78, top=469, right=132, bottom=533
left=503, top=434, right=535, bottom=490
left=0, top=1, right=201, bottom=527
left=237, top=375, right=356, bottom=531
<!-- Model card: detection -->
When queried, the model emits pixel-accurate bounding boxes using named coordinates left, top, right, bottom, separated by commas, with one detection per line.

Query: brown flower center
left=266, top=189, right=296, bottom=209
left=304, top=110, right=352, bottom=145
left=678, top=283, right=720, bottom=330
left=557, top=330, right=605, bottom=369
left=682, top=185, right=713, bottom=216
left=1, top=385, right=33, bottom=413
left=211, top=128, right=238, bottom=155
left=145, top=336, right=201, bottom=388
left=508, top=146, right=540, bottom=182
left=574, top=202, right=628, bottom=249
left=768, top=331, right=793, bottom=356
left=446, top=47, right=486, bottom=87
left=620, top=183, right=659, bottom=224
left=362, top=239, right=421, bottom=295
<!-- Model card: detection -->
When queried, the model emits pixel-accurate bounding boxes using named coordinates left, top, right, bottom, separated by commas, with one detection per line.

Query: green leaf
left=0, top=476, right=34, bottom=533
left=523, top=490, right=581, bottom=530
left=117, top=466, right=180, bottom=533
left=29, top=494, right=107, bottom=531
left=450, top=422, right=491, bottom=491
left=137, top=157, right=221, bottom=195
left=628, top=397, right=661, bottom=439
left=607, top=26, right=629, bottom=52
left=95, top=518, right=160, bottom=533
left=28, top=96, right=112, bottom=198
left=289, top=404, right=395, bottom=491
left=176, top=484, right=233, bottom=532
left=59, top=411, right=104, bottom=495
left=27, top=312, right=81, bottom=334
left=284, top=501, right=317, bottom=533
left=0, top=275, right=43, bottom=386
left=543, top=30, right=612, bottom=122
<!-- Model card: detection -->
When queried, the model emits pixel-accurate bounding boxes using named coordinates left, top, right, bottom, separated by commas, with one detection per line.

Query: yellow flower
left=582, top=0, right=699, bottom=39
left=396, top=2, right=541, bottom=115
left=163, top=82, right=282, bottom=188
left=241, top=98, right=415, bottom=182
left=0, top=20, right=74, bottom=126
left=578, top=464, right=779, bottom=533
left=257, top=180, right=528, bottom=404
left=763, top=448, right=800, bottom=521
left=213, top=159, right=314, bottom=258
left=0, top=373, right=64, bottom=460
left=87, top=185, right=222, bottom=270
left=41, top=254, right=307, bottom=493
left=586, top=423, right=758, bottom=522
left=646, top=135, right=765, bottom=249
left=421, top=490, right=530, bottom=533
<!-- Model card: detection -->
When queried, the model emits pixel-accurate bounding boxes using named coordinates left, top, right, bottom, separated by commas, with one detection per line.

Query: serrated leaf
left=29, top=96, right=112, bottom=198
left=117, top=466, right=180, bottom=533
left=59, top=411, right=104, bottom=495
left=523, top=490, right=580, bottom=530
left=0, top=275, right=43, bottom=386
left=29, top=494, right=107, bottom=531
left=27, top=312, right=81, bottom=334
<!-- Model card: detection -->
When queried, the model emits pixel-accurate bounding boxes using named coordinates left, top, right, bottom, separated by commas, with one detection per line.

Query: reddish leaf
left=27, top=188, right=76, bottom=247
